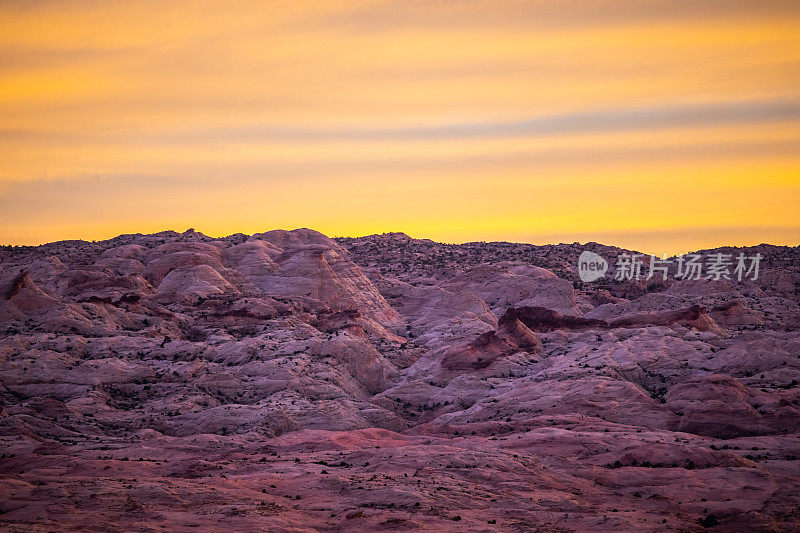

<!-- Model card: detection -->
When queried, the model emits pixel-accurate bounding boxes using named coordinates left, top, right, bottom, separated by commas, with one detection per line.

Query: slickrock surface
left=1, top=229, right=799, bottom=531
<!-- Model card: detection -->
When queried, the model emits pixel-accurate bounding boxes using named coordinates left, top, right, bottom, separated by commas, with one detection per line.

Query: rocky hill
left=1, top=228, right=799, bottom=531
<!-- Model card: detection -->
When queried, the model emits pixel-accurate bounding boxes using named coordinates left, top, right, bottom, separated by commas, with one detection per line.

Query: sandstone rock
left=0, top=230, right=798, bottom=531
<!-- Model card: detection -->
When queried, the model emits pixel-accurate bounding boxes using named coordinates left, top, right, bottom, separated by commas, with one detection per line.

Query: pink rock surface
left=0, top=229, right=798, bottom=531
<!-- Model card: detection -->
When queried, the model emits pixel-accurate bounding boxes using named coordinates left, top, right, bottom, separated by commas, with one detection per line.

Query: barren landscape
left=1, top=228, right=799, bottom=531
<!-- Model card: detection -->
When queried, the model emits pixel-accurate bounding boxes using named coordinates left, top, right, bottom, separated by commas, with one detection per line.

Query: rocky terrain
left=1, top=228, right=799, bottom=531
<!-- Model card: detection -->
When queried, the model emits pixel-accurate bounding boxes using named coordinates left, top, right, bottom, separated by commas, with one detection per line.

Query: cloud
left=118, top=98, right=800, bottom=143
left=4, top=98, right=800, bottom=145
left=0, top=0, right=798, bottom=248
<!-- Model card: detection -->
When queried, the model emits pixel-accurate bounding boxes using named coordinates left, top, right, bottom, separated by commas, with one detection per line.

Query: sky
left=1, top=0, right=799, bottom=254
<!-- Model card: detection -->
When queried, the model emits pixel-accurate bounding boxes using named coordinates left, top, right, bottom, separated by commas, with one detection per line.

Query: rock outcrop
left=0, top=230, right=798, bottom=531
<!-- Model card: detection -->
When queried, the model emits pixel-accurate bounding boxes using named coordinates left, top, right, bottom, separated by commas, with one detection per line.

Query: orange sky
left=1, top=0, right=799, bottom=254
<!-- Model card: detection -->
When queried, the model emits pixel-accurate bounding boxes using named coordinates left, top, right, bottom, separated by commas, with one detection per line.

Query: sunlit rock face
left=1, top=230, right=798, bottom=531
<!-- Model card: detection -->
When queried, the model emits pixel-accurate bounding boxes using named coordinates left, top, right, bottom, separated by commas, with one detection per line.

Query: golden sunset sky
left=1, top=0, right=799, bottom=254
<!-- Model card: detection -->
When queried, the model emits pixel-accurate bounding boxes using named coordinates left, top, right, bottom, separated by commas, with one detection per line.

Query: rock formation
left=0, top=229, right=798, bottom=531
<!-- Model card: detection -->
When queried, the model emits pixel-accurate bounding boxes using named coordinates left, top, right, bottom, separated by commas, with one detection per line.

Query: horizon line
left=3, top=226, right=798, bottom=258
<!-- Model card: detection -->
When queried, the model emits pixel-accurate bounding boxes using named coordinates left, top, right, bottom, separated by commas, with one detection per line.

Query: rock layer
left=0, top=229, right=798, bottom=531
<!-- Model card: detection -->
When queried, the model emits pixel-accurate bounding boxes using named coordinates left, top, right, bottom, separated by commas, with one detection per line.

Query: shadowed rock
left=501, top=306, right=607, bottom=332
left=442, top=313, right=543, bottom=370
